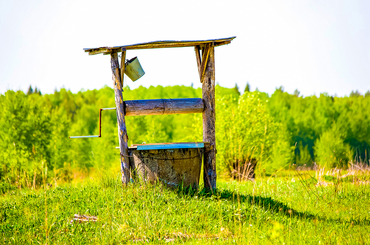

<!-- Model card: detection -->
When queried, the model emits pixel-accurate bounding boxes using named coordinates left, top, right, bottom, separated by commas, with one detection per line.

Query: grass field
left=1, top=170, right=370, bottom=244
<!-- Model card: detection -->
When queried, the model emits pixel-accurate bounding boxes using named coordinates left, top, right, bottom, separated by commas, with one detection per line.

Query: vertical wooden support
left=200, top=46, right=211, bottom=84
left=120, top=48, right=126, bottom=90
left=201, top=44, right=216, bottom=190
left=111, top=52, right=130, bottom=185
left=194, top=46, right=202, bottom=80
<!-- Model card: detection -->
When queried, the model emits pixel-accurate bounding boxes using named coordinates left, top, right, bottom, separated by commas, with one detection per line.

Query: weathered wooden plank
left=214, top=41, right=232, bottom=47
left=84, top=36, right=236, bottom=55
left=124, top=98, right=204, bottom=116
left=194, top=46, right=202, bottom=80
left=200, top=44, right=211, bottom=83
left=120, top=48, right=126, bottom=90
left=202, top=44, right=216, bottom=191
left=88, top=48, right=112, bottom=55
left=111, top=52, right=130, bottom=185
left=87, top=41, right=233, bottom=55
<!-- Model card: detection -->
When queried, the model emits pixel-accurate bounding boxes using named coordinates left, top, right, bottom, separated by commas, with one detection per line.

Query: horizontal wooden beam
left=89, top=41, right=234, bottom=56
left=124, top=98, right=204, bottom=116
left=84, top=37, right=236, bottom=55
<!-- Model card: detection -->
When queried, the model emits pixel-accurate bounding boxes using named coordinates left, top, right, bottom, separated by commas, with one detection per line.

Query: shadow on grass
left=177, top=186, right=370, bottom=226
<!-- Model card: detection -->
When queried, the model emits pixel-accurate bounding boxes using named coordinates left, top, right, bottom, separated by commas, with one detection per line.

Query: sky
left=0, top=0, right=369, bottom=97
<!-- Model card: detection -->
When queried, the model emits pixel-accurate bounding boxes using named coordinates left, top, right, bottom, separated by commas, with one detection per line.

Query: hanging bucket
left=125, top=57, right=145, bottom=82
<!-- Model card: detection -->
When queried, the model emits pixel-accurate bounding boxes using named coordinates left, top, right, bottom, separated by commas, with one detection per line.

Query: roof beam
left=84, top=36, right=236, bottom=55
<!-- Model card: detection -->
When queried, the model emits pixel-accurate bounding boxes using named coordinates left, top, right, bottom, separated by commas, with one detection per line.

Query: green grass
left=1, top=172, right=370, bottom=244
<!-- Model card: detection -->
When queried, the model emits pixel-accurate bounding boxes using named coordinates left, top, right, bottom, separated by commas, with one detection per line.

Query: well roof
left=84, top=36, right=236, bottom=55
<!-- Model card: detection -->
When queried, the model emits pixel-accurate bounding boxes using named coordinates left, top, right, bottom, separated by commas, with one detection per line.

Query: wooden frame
left=85, top=37, right=235, bottom=188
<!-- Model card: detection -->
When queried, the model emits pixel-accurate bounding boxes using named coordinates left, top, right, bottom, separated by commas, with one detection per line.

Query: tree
left=34, top=87, right=42, bottom=95
left=295, top=142, right=312, bottom=165
left=350, top=90, right=361, bottom=97
left=244, top=83, right=250, bottom=93
left=27, top=85, right=33, bottom=95
left=0, top=91, right=51, bottom=183
left=277, top=86, right=284, bottom=92
left=233, top=83, right=240, bottom=96
left=216, top=89, right=292, bottom=177
left=314, top=125, right=351, bottom=168
left=27, top=85, right=42, bottom=95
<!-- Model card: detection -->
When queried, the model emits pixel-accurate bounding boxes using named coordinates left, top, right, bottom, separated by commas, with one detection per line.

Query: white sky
left=0, top=0, right=369, bottom=97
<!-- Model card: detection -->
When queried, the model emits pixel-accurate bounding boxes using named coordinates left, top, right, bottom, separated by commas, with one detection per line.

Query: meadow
left=1, top=85, right=370, bottom=244
left=1, top=167, right=369, bottom=244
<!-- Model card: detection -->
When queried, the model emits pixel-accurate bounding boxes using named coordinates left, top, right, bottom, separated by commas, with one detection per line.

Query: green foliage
left=295, top=142, right=312, bottom=165
left=314, top=125, right=351, bottom=169
left=27, top=85, right=42, bottom=95
left=1, top=84, right=369, bottom=185
left=269, top=127, right=294, bottom=173
left=0, top=91, right=53, bottom=183
left=0, top=182, right=16, bottom=195
left=267, top=89, right=370, bottom=167
left=216, top=89, right=292, bottom=176
left=233, top=83, right=240, bottom=96
left=244, top=82, right=250, bottom=93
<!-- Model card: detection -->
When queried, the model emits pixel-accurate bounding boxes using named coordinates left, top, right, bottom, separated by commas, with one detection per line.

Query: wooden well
left=81, top=37, right=236, bottom=189
left=129, top=143, right=206, bottom=188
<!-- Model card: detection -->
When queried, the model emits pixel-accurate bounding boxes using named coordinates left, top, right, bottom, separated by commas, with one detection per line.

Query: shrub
left=216, top=90, right=293, bottom=177
left=314, top=125, right=351, bottom=168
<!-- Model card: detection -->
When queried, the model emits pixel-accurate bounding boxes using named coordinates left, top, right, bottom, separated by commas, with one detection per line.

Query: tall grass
left=1, top=168, right=369, bottom=244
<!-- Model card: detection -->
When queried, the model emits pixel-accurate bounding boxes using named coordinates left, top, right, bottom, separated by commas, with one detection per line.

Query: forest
left=0, top=84, right=369, bottom=185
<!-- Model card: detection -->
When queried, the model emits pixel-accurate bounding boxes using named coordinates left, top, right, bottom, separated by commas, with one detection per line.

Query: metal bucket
left=128, top=143, right=204, bottom=189
left=125, top=57, right=145, bottom=82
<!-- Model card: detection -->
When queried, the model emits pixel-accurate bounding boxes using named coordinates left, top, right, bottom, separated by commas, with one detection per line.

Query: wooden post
left=111, top=52, right=130, bottom=185
left=201, top=44, right=216, bottom=190
left=195, top=46, right=201, bottom=80
left=120, top=48, right=126, bottom=90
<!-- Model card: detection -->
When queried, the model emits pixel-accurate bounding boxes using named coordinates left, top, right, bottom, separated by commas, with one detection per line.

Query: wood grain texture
left=111, top=52, right=130, bottom=185
left=87, top=41, right=233, bottom=55
left=194, top=46, right=202, bottom=80
left=84, top=36, right=236, bottom=55
left=124, top=98, right=204, bottom=116
left=120, top=48, right=126, bottom=90
left=202, top=45, right=216, bottom=190
left=200, top=44, right=211, bottom=84
left=129, top=147, right=203, bottom=189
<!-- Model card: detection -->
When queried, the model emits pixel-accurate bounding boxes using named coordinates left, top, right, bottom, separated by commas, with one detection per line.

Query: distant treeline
left=0, top=85, right=369, bottom=184
left=268, top=86, right=370, bottom=169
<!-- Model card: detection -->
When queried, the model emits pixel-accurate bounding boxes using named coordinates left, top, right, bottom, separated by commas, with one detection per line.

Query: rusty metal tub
left=128, top=142, right=204, bottom=188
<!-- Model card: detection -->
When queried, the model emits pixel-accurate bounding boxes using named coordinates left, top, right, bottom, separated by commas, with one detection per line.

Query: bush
left=216, top=90, right=293, bottom=177
left=295, top=142, right=313, bottom=165
left=314, top=125, right=352, bottom=168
